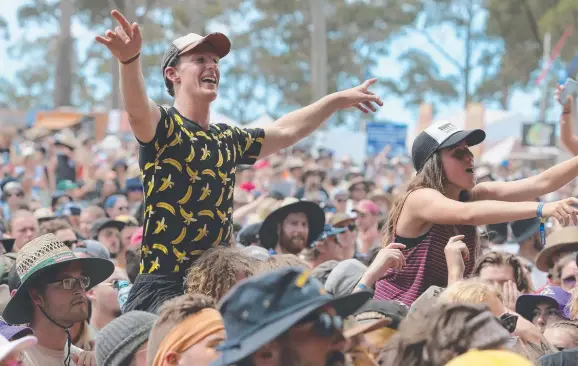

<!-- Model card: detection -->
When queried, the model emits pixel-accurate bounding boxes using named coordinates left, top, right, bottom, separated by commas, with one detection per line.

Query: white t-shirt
left=23, top=343, right=83, bottom=366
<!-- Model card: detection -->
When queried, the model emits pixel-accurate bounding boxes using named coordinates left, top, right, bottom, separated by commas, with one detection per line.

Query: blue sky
left=0, top=0, right=564, bottom=133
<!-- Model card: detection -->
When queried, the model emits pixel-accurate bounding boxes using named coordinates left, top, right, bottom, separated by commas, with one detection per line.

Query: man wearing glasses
left=214, top=267, right=371, bottom=366
left=3, top=233, right=113, bottom=365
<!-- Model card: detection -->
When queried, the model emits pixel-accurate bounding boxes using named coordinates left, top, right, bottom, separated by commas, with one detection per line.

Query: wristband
left=120, top=53, right=140, bottom=65
left=536, top=202, right=546, bottom=248
left=357, top=283, right=370, bottom=291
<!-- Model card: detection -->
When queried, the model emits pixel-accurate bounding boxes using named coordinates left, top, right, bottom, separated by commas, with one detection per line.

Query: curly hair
left=256, top=254, right=311, bottom=274
left=147, top=293, right=216, bottom=363
left=185, top=247, right=256, bottom=302
left=377, top=303, right=508, bottom=366
left=472, top=251, right=532, bottom=293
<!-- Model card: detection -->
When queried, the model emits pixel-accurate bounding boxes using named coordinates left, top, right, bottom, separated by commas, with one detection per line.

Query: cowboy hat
left=535, top=227, right=578, bottom=272
left=258, top=198, right=325, bottom=250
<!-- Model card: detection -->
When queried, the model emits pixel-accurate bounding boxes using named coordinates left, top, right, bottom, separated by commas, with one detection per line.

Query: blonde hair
left=438, top=278, right=502, bottom=306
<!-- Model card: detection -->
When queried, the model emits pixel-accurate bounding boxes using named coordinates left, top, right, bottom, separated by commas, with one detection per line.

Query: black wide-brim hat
left=259, top=198, right=325, bottom=250
left=3, top=234, right=114, bottom=325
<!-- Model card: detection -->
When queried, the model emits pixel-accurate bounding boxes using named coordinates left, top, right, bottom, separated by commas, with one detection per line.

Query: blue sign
left=365, top=121, right=408, bottom=157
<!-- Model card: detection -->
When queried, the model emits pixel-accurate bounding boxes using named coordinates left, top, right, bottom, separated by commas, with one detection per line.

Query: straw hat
left=535, top=226, right=578, bottom=272
left=2, top=234, right=114, bottom=324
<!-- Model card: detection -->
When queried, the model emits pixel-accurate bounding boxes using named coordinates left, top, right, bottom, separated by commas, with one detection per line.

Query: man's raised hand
left=333, top=78, right=384, bottom=113
left=95, top=10, right=142, bottom=63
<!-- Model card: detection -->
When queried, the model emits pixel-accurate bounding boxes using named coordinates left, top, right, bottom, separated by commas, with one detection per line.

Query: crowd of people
left=0, top=8, right=577, bottom=366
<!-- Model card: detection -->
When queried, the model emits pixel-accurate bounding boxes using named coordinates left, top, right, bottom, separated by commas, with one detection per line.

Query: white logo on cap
left=424, top=121, right=461, bottom=145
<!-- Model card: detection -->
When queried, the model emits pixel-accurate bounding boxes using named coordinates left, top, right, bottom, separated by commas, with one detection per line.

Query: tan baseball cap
left=161, top=32, right=231, bottom=76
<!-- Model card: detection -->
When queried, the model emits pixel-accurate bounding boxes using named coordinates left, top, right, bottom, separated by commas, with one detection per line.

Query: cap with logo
left=412, top=121, right=486, bottom=172
left=161, top=33, right=231, bottom=82
left=515, top=285, right=571, bottom=321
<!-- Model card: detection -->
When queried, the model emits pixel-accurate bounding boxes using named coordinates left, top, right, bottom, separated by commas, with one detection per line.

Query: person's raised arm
left=407, top=188, right=578, bottom=227
left=95, top=10, right=160, bottom=143
left=473, top=154, right=578, bottom=202
left=257, top=79, right=383, bottom=159
left=557, top=83, right=578, bottom=155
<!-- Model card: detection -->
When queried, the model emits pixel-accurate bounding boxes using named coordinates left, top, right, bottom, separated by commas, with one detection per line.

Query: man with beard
left=2, top=233, right=113, bottom=365
left=259, top=198, right=325, bottom=255
left=214, top=267, right=371, bottom=366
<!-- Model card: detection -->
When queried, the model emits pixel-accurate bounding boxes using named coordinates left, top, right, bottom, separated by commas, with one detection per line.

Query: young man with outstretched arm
left=96, top=10, right=383, bottom=312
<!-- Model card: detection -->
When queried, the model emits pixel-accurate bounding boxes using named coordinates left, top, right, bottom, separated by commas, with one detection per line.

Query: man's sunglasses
left=337, top=224, right=356, bottom=232
left=298, top=311, right=343, bottom=338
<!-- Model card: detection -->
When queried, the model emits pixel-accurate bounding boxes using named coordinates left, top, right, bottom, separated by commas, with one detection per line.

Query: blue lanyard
left=536, top=202, right=546, bottom=247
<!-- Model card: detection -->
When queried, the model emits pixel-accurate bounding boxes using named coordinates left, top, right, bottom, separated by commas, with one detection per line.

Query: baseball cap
left=412, top=120, right=485, bottom=171
left=315, top=224, right=347, bottom=243
left=515, top=285, right=571, bottom=321
left=161, top=33, right=231, bottom=79
left=72, top=240, right=111, bottom=260
left=352, top=200, right=380, bottom=216
left=90, top=218, right=126, bottom=240
left=237, top=222, right=262, bottom=246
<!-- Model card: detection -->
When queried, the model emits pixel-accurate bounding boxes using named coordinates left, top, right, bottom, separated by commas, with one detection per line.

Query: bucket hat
left=535, top=226, right=578, bottom=271
left=213, top=267, right=371, bottom=365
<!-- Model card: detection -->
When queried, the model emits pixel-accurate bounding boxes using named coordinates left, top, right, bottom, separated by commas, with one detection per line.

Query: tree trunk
left=53, top=0, right=74, bottom=107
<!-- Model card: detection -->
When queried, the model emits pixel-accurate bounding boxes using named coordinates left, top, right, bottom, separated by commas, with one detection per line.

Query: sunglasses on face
left=562, top=275, right=577, bottom=288
left=451, top=148, right=473, bottom=160
left=298, top=311, right=343, bottom=338
left=48, top=276, right=90, bottom=290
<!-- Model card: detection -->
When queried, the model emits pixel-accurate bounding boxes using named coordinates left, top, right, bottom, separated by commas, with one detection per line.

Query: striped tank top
left=374, top=224, right=477, bottom=306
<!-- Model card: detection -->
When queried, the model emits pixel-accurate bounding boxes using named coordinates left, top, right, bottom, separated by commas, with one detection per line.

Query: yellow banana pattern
left=163, top=158, right=182, bottom=172
left=157, top=175, right=174, bottom=192
left=156, top=202, right=176, bottom=215
left=177, top=186, right=193, bottom=205
left=152, top=243, right=168, bottom=255
left=138, top=111, right=264, bottom=275
left=171, top=227, right=187, bottom=245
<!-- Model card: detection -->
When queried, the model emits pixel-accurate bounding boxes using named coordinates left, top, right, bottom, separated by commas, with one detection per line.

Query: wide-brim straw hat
left=535, top=226, right=578, bottom=272
left=2, top=234, right=114, bottom=324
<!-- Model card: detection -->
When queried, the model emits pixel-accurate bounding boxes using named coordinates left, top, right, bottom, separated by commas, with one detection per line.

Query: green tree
left=218, top=0, right=419, bottom=124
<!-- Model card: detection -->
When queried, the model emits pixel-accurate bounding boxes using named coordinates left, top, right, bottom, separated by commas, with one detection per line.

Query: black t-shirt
left=138, top=106, right=264, bottom=276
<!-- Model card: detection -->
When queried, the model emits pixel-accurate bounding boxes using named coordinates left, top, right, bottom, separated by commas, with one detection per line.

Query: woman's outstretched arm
left=407, top=188, right=578, bottom=227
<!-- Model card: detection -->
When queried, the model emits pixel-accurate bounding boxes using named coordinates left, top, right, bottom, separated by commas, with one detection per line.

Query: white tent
left=247, top=114, right=275, bottom=127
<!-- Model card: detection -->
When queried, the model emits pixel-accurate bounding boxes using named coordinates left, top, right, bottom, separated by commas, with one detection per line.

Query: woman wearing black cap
left=375, top=91, right=578, bottom=306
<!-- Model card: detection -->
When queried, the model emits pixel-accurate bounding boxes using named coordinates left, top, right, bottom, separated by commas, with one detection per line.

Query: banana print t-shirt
left=138, top=106, right=264, bottom=276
